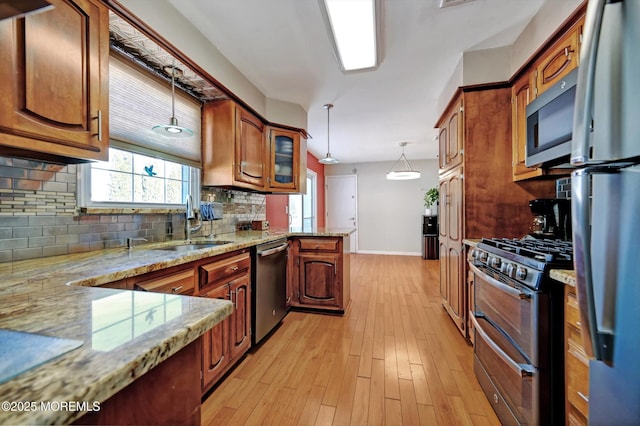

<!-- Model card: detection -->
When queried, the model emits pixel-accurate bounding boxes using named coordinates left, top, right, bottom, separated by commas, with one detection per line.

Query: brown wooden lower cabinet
left=99, top=250, right=252, bottom=397
left=289, top=236, right=350, bottom=314
left=565, top=285, right=590, bottom=425
left=200, top=283, right=231, bottom=388
left=75, top=339, right=201, bottom=425
left=199, top=252, right=251, bottom=394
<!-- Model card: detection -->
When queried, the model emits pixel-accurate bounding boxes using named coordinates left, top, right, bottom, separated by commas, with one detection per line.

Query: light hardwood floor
left=201, top=254, right=500, bottom=425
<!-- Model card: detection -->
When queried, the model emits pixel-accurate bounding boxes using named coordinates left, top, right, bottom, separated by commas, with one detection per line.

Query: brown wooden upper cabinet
left=202, top=100, right=307, bottom=193
left=511, top=70, right=541, bottom=181
left=0, top=0, right=109, bottom=163
left=511, top=12, right=585, bottom=181
left=266, top=126, right=307, bottom=193
left=438, top=97, right=463, bottom=173
left=532, top=17, right=583, bottom=99
left=202, top=100, right=266, bottom=190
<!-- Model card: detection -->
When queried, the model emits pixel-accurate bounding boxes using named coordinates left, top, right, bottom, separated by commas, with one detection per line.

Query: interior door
left=326, top=175, right=357, bottom=252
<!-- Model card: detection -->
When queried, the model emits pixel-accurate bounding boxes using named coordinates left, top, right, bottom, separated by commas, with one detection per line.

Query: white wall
left=265, top=98, right=308, bottom=129
left=325, top=160, right=439, bottom=255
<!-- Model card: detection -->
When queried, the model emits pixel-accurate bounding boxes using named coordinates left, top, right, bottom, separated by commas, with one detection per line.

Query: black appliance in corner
left=528, top=198, right=572, bottom=240
left=422, top=215, right=438, bottom=259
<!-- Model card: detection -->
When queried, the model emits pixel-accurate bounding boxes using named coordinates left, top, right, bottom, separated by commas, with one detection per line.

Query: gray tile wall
left=0, top=155, right=265, bottom=263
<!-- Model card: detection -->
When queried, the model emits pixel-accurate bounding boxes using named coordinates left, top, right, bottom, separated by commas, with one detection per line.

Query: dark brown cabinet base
left=75, top=339, right=201, bottom=425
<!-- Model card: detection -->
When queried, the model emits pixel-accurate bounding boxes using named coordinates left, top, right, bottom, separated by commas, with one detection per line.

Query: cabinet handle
left=577, top=391, right=589, bottom=402
left=229, top=289, right=237, bottom=309
left=229, top=265, right=239, bottom=272
left=96, top=110, right=103, bottom=142
left=315, top=245, right=320, bottom=249
left=171, top=285, right=183, bottom=293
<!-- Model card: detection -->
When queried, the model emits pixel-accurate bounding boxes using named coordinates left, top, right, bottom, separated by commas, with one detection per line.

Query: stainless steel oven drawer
left=471, top=262, right=545, bottom=364
left=474, top=356, right=520, bottom=426
left=473, top=315, right=538, bottom=426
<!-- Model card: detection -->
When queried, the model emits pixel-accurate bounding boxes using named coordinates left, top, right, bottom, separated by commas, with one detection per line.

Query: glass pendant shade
left=319, top=153, right=340, bottom=165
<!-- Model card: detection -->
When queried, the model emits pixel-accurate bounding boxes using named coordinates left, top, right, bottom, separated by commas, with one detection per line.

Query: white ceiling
left=169, top=0, right=548, bottom=164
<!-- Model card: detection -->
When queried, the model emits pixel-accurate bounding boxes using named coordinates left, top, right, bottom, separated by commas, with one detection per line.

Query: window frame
left=77, top=147, right=200, bottom=212
left=289, top=169, right=317, bottom=232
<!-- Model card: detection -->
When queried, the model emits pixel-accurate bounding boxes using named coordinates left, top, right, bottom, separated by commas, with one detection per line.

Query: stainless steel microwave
left=525, top=68, right=578, bottom=167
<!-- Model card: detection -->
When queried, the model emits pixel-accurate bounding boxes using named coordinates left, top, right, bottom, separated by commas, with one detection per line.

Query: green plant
left=424, top=187, right=439, bottom=208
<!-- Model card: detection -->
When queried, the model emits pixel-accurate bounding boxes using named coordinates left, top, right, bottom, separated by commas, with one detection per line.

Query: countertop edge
left=550, top=269, right=576, bottom=286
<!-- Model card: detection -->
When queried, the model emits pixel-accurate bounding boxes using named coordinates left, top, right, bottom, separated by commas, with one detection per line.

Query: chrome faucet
left=185, top=195, right=202, bottom=240
left=127, top=237, right=147, bottom=249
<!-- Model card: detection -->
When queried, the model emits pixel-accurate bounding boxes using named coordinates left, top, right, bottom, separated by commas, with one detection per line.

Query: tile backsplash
left=556, top=177, right=571, bottom=199
left=0, top=156, right=265, bottom=262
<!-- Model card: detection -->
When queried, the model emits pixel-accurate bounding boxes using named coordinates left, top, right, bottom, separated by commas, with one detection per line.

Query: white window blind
left=109, top=55, right=202, bottom=168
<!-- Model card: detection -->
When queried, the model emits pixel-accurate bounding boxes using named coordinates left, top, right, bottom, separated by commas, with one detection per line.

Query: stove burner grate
left=479, top=238, right=573, bottom=265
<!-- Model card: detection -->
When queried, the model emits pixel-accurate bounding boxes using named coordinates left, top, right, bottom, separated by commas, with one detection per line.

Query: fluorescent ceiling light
left=321, top=0, right=379, bottom=71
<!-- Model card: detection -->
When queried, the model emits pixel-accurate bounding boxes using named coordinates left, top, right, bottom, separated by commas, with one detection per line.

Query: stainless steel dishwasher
left=252, top=238, right=288, bottom=345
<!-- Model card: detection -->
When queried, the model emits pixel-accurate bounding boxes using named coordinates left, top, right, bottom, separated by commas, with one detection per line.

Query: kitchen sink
left=154, top=241, right=233, bottom=252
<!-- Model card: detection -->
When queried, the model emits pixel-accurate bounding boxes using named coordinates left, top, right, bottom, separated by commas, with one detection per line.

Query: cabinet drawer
left=567, top=323, right=586, bottom=352
left=566, top=290, right=582, bottom=330
left=134, top=269, right=195, bottom=295
left=298, top=238, right=339, bottom=252
left=567, top=346, right=590, bottom=418
left=200, top=253, right=251, bottom=289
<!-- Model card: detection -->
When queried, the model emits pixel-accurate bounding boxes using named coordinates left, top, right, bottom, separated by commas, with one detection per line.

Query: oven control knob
left=506, top=263, right=517, bottom=278
left=490, top=257, right=501, bottom=268
left=479, top=251, right=488, bottom=263
left=516, top=267, right=527, bottom=280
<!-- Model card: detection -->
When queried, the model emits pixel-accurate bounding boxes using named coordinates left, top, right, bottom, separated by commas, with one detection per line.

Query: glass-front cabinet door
left=267, top=126, right=306, bottom=192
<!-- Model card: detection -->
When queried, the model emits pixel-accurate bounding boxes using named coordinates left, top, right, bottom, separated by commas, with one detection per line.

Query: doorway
left=326, top=174, right=358, bottom=252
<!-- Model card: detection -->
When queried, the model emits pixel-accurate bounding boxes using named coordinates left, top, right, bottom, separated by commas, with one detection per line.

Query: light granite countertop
left=550, top=268, right=576, bottom=286
left=463, top=239, right=480, bottom=247
left=0, top=228, right=354, bottom=424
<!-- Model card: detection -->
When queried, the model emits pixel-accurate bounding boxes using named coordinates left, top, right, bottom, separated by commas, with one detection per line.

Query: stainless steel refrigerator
left=571, top=0, right=640, bottom=424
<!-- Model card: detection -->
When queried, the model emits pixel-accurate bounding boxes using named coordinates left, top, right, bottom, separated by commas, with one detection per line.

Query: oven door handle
left=471, top=315, right=535, bottom=378
left=469, top=263, right=531, bottom=300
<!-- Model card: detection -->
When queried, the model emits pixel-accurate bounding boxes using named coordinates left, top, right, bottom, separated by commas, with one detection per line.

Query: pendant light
left=319, top=103, right=339, bottom=164
left=386, top=142, right=421, bottom=180
left=152, top=60, right=194, bottom=138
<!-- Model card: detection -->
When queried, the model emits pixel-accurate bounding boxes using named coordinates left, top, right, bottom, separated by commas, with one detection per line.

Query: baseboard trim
left=355, top=250, right=422, bottom=256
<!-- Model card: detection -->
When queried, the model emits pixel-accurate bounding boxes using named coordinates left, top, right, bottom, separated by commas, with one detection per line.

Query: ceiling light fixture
left=152, top=60, right=194, bottom=138
left=319, top=0, right=380, bottom=72
left=319, top=103, right=339, bottom=165
left=386, top=142, right=421, bottom=180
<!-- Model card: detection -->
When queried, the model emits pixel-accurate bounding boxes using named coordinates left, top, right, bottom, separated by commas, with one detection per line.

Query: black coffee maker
left=528, top=198, right=572, bottom=240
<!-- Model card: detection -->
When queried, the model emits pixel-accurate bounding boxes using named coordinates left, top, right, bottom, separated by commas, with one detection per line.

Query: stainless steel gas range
left=468, top=238, right=573, bottom=425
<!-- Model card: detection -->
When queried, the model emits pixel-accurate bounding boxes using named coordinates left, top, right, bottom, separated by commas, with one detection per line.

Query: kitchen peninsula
left=0, top=228, right=353, bottom=424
